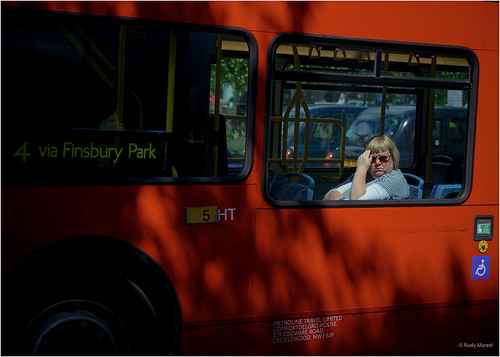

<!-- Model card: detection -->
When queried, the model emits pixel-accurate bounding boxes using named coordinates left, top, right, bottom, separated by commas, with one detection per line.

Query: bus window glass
left=210, top=55, right=249, bottom=170
left=275, top=43, right=377, bottom=76
left=382, top=52, right=469, bottom=81
left=2, top=9, right=252, bottom=183
left=266, top=35, right=473, bottom=203
left=345, top=98, right=416, bottom=168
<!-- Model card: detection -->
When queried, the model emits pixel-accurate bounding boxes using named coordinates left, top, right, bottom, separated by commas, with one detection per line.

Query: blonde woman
left=324, top=135, right=410, bottom=200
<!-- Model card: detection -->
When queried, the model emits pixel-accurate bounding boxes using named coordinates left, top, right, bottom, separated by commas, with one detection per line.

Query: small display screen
left=474, top=216, right=494, bottom=241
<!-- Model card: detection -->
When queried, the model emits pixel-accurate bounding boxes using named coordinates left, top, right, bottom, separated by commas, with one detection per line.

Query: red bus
left=2, top=1, right=498, bottom=355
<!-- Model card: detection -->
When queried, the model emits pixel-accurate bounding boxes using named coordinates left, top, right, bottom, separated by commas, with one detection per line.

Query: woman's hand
left=351, top=150, right=371, bottom=200
left=356, top=149, right=372, bottom=171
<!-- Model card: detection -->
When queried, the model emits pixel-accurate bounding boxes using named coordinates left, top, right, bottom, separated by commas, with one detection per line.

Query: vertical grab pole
left=166, top=30, right=177, bottom=133
left=292, top=44, right=311, bottom=173
left=213, top=34, right=223, bottom=177
left=281, top=44, right=309, bottom=174
left=380, top=52, right=389, bottom=135
left=424, top=56, right=437, bottom=197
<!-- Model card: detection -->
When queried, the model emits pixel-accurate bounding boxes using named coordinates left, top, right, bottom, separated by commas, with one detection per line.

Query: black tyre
left=2, top=236, right=182, bottom=355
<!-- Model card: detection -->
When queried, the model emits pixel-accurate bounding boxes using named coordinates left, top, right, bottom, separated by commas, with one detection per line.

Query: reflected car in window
left=344, top=106, right=416, bottom=168
left=343, top=106, right=467, bottom=169
left=284, top=104, right=367, bottom=168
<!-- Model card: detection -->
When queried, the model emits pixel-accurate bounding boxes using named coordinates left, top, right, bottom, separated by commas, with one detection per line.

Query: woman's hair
left=365, top=135, right=400, bottom=169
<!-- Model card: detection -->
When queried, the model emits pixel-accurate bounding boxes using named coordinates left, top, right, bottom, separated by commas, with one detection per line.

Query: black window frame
left=1, top=5, right=258, bottom=186
left=263, top=32, right=479, bottom=207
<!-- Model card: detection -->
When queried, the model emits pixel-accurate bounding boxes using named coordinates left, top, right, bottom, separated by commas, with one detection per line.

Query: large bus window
left=265, top=34, right=476, bottom=203
left=2, top=7, right=254, bottom=184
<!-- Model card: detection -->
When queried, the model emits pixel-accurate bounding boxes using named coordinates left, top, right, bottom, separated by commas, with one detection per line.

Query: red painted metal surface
left=2, top=1, right=498, bottom=354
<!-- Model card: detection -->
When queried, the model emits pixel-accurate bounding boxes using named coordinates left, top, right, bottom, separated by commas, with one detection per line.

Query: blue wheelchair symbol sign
left=471, top=256, right=490, bottom=280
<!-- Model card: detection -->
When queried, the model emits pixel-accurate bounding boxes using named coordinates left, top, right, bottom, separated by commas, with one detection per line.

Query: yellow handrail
left=166, top=30, right=177, bottom=133
left=59, top=25, right=114, bottom=90
left=274, top=44, right=346, bottom=178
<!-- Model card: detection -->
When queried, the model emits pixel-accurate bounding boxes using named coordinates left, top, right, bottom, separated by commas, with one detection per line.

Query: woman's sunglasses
left=371, top=155, right=391, bottom=163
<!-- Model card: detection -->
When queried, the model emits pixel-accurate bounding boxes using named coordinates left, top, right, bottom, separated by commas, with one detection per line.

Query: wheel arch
left=2, top=235, right=183, bottom=355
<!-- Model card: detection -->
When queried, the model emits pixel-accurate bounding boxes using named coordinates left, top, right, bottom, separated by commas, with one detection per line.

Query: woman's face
left=369, top=149, right=393, bottom=179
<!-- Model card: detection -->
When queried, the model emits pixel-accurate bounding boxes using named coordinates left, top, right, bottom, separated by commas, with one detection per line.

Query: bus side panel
left=1, top=1, right=498, bottom=355
left=247, top=206, right=498, bottom=353
left=485, top=2, right=499, bottom=51
left=1, top=184, right=257, bottom=322
left=21, top=2, right=491, bottom=51
left=183, top=302, right=498, bottom=355
left=472, top=50, right=499, bottom=205
left=252, top=206, right=498, bottom=313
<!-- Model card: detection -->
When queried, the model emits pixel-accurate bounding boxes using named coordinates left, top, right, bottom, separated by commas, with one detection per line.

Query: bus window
left=2, top=7, right=254, bottom=184
left=265, top=34, right=475, bottom=203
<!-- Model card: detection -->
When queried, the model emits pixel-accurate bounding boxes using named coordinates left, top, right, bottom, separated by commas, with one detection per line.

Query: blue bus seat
left=408, top=186, right=422, bottom=199
left=270, top=172, right=315, bottom=201
left=429, top=184, right=462, bottom=199
left=404, top=173, right=423, bottom=199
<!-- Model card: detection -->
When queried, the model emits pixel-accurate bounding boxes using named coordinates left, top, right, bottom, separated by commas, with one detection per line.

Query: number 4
left=13, top=141, right=31, bottom=163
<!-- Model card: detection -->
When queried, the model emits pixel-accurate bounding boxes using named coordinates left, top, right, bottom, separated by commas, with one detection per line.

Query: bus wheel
left=2, top=236, right=182, bottom=356
left=23, top=300, right=127, bottom=355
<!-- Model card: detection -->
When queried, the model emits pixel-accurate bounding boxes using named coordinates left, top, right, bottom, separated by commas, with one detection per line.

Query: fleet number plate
left=186, top=206, right=218, bottom=224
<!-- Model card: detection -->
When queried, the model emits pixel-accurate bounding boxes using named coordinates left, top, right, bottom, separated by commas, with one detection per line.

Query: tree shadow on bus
left=243, top=208, right=498, bottom=355
left=127, top=180, right=498, bottom=354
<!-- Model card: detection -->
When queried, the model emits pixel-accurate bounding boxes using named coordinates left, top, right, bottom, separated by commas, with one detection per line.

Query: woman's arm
left=350, top=150, right=372, bottom=200
left=356, top=183, right=389, bottom=200
left=323, top=180, right=352, bottom=200
left=324, top=189, right=345, bottom=200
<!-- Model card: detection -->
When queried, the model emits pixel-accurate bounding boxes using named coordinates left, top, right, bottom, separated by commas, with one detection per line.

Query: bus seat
left=417, top=155, right=453, bottom=185
left=404, top=173, right=423, bottom=199
left=270, top=172, right=315, bottom=201
left=431, top=155, right=453, bottom=184
left=429, top=184, right=462, bottom=199
left=408, top=186, right=422, bottom=199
